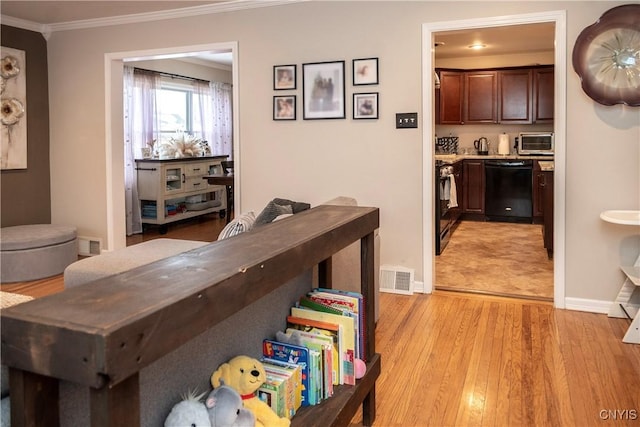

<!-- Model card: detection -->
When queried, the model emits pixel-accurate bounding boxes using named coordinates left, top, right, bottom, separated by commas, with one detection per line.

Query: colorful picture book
left=291, top=306, right=356, bottom=385
left=286, top=315, right=342, bottom=386
left=308, top=288, right=366, bottom=361
left=263, top=339, right=317, bottom=406
left=261, top=358, right=303, bottom=418
left=283, top=327, right=334, bottom=397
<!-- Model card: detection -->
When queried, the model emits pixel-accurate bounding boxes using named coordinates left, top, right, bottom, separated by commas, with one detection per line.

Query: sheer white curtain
left=209, top=82, right=233, bottom=159
left=123, top=66, right=160, bottom=236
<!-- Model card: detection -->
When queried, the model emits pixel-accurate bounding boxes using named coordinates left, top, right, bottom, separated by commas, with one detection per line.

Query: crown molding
left=1, top=0, right=305, bottom=35
left=1, top=14, right=49, bottom=37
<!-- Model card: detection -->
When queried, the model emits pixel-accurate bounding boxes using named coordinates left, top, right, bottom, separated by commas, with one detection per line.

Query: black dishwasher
left=485, top=160, right=533, bottom=222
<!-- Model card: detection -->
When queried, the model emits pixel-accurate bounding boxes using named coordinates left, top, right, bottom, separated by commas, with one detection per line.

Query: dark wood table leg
left=90, top=373, right=140, bottom=426
left=225, top=184, right=232, bottom=224
left=10, top=368, right=60, bottom=427
left=318, top=257, right=333, bottom=288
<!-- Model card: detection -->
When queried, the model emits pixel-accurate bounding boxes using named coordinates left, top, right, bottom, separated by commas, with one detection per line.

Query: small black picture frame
left=273, top=95, right=296, bottom=120
left=353, top=57, right=379, bottom=85
left=353, top=92, right=379, bottom=119
left=274, top=64, right=296, bottom=90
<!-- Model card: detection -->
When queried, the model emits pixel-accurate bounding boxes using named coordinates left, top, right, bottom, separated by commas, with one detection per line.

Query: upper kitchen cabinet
left=498, top=69, right=533, bottom=124
left=533, top=67, right=554, bottom=123
left=436, top=66, right=554, bottom=125
left=464, top=71, right=498, bottom=124
left=437, top=70, right=464, bottom=124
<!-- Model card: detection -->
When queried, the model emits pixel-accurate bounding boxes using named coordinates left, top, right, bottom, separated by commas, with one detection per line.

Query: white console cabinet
left=135, top=156, right=228, bottom=231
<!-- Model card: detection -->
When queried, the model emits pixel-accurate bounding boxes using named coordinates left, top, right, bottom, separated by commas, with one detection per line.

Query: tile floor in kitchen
left=435, top=220, right=554, bottom=301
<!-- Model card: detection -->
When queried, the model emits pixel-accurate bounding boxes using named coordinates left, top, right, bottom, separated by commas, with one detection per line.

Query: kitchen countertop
left=435, top=153, right=554, bottom=163
left=538, top=161, right=555, bottom=171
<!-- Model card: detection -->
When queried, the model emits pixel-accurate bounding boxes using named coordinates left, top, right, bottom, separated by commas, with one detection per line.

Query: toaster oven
left=516, top=132, right=554, bottom=156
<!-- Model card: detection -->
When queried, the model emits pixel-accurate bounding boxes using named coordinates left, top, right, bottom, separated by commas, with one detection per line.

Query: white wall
left=45, top=1, right=639, bottom=306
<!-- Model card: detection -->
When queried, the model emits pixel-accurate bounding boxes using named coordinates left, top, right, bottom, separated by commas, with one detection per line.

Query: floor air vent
left=379, top=265, right=414, bottom=295
left=78, top=236, right=102, bottom=256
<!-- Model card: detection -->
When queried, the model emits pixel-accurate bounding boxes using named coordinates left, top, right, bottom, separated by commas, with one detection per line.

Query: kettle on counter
left=474, top=137, right=489, bottom=155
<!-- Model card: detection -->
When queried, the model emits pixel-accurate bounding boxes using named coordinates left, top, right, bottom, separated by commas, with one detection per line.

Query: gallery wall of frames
left=273, top=57, right=379, bottom=121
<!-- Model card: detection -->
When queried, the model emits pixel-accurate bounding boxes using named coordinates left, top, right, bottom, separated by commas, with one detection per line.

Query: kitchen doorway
left=104, top=42, right=240, bottom=251
left=421, top=11, right=567, bottom=307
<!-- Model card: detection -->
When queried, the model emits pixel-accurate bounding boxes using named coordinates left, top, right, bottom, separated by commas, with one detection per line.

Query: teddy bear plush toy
left=211, top=355, right=290, bottom=427
left=205, top=380, right=255, bottom=427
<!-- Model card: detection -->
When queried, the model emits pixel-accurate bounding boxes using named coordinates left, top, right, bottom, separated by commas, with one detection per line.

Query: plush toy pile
left=211, top=355, right=290, bottom=427
left=164, top=384, right=255, bottom=427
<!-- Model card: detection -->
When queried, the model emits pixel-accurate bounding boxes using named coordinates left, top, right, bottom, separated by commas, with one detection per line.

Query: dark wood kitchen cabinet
left=463, top=160, right=485, bottom=214
left=464, top=71, right=497, bottom=124
left=533, top=161, right=544, bottom=219
left=540, top=169, right=554, bottom=258
left=533, top=66, right=554, bottom=123
left=437, top=70, right=464, bottom=124
left=436, top=66, right=554, bottom=125
left=498, top=69, right=533, bottom=124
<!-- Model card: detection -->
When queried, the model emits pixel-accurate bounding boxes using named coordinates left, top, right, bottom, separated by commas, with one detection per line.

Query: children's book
left=261, top=357, right=303, bottom=413
left=258, top=373, right=286, bottom=418
left=263, top=339, right=316, bottom=405
left=287, top=315, right=342, bottom=385
left=311, top=287, right=366, bottom=361
left=262, top=362, right=298, bottom=418
left=284, top=328, right=334, bottom=397
left=290, top=306, right=356, bottom=385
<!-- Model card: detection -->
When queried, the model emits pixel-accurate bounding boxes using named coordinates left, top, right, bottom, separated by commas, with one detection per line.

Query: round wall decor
left=572, top=4, right=640, bottom=106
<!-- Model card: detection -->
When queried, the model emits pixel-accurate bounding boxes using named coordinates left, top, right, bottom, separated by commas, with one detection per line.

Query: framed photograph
left=353, top=92, right=379, bottom=119
left=353, top=57, right=379, bottom=85
left=302, top=60, right=345, bottom=120
left=273, top=95, right=296, bottom=120
left=274, top=64, right=296, bottom=90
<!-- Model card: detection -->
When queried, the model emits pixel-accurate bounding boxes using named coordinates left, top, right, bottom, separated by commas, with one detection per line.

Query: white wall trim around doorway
left=421, top=10, right=567, bottom=309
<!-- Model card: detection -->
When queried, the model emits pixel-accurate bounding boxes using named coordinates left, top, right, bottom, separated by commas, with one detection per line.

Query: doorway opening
left=422, top=11, right=567, bottom=307
left=104, top=42, right=240, bottom=251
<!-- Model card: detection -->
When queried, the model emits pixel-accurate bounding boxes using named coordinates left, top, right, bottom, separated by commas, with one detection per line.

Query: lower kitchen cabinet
left=463, top=160, right=485, bottom=214
left=533, top=161, right=545, bottom=219
left=541, top=169, right=554, bottom=258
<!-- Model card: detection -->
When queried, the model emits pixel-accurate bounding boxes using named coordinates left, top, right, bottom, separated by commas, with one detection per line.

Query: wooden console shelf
left=1, top=205, right=380, bottom=427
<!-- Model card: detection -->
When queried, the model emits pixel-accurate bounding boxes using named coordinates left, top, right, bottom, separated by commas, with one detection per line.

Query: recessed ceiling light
left=468, top=44, right=486, bottom=50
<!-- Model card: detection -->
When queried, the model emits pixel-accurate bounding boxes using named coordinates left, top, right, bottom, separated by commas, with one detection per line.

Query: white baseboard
left=563, top=297, right=612, bottom=314
left=413, top=280, right=425, bottom=294
left=412, top=284, right=614, bottom=315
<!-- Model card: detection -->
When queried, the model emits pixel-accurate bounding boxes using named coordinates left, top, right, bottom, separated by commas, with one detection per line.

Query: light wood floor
left=436, top=221, right=554, bottom=301
left=349, top=291, right=640, bottom=427
left=4, top=217, right=639, bottom=427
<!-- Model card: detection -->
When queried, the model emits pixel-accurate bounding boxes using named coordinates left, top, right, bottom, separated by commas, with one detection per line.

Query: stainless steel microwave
left=517, top=132, right=554, bottom=156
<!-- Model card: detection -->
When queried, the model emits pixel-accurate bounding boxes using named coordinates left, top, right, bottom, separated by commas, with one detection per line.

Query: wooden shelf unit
left=1, top=205, right=381, bottom=427
left=135, top=156, right=229, bottom=226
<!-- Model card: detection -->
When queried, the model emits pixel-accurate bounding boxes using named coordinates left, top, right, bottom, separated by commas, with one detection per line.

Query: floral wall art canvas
left=1, top=47, right=27, bottom=170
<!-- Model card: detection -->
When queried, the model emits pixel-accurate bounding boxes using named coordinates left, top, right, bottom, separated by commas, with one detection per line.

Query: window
left=157, top=82, right=193, bottom=136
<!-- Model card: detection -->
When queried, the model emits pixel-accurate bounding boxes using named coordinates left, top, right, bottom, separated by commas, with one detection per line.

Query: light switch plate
left=396, top=112, right=418, bottom=128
